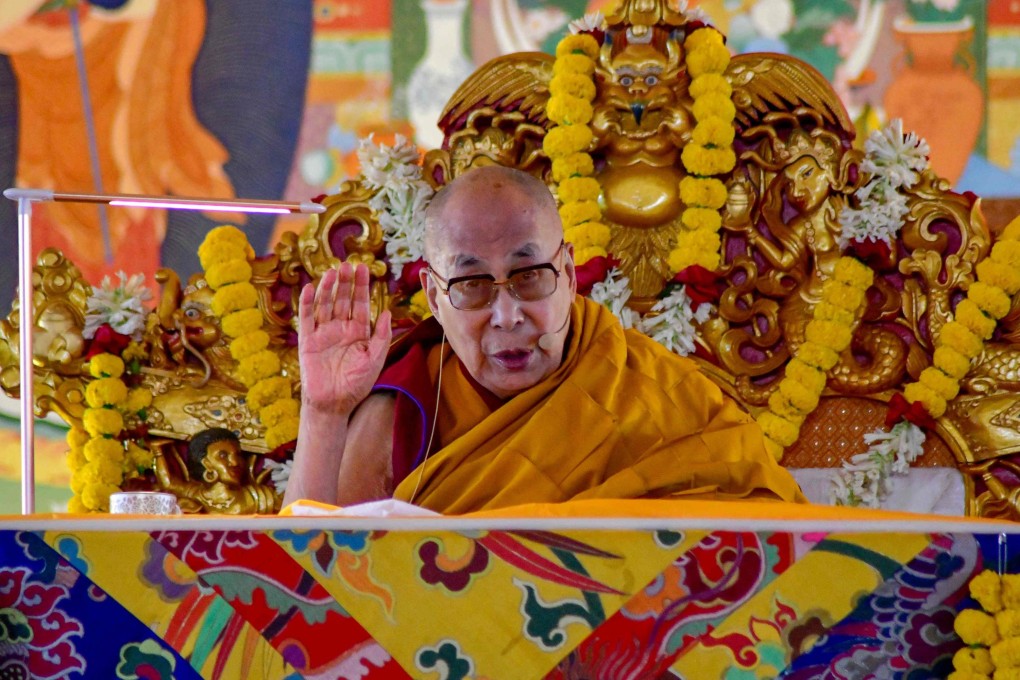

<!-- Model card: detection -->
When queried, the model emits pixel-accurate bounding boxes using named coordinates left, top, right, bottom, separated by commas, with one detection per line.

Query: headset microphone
left=537, top=310, right=571, bottom=351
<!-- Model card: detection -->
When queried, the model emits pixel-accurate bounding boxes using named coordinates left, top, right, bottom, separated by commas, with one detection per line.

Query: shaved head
left=417, top=164, right=576, bottom=399
left=423, top=165, right=561, bottom=264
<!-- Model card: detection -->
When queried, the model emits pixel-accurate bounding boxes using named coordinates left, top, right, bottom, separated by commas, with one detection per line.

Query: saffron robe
left=373, top=295, right=805, bottom=514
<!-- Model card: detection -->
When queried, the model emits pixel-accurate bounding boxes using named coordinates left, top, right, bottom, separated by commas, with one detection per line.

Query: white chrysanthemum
left=357, top=134, right=422, bottom=190
left=830, top=421, right=925, bottom=507
left=589, top=268, right=639, bottom=329
left=83, top=272, right=152, bottom=341
left=637, top=285, right=714, bottom=356
left=357, top=134, right=434, bottom=278
left=568, top=11, right=604, bottom=35
left=861, top=119, right=930, bottom=190
left=262, top=458, right=292, bottom=494
left=837, top=190, right=909, bottom=250
left=370, top=178, right=433, bottom=278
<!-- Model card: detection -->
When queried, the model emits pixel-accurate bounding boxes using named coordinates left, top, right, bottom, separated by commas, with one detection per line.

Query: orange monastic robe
left=389, top=296, right=806, bottom=514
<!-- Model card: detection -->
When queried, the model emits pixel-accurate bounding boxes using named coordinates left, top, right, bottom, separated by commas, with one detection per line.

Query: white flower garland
left=83, top=272, right=152, bottom=341
left=587, top=268, right=710, bottom=357
left=588, top=267, right=640, bottom=329
left=837, top=118, right=929, bottom=250
left=356, top=134, right=434, bottom=278
left=638, top=288, right=714, bottom=357
left=262, top=458, right=293, bottom=495
left=830, top=421, right=926, bottom=507
left=831, top=119, right=933, bottom=508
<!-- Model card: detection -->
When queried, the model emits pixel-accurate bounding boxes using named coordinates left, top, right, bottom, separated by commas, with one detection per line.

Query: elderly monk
left=284, top=165, right=805, bottom=513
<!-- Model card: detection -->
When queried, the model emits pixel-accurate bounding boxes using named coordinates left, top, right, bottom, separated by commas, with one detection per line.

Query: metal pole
left=17, top=196, right=35, bottom=515
left=3, top=185, right=325, bottom=516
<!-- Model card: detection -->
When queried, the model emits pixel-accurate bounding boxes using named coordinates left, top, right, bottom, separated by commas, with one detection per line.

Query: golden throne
left=4, top=0, right=1020, bottom=517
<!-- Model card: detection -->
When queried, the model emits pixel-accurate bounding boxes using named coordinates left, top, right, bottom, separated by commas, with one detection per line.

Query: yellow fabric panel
left=670, top=531, right=930, bottom=675
left=42, top=530, right=291, bottom=678
left=278, top=527, right=701, bottom=678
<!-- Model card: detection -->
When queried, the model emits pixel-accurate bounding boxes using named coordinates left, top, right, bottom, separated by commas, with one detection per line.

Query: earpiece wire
left=408, top=332, right=445, bottom=505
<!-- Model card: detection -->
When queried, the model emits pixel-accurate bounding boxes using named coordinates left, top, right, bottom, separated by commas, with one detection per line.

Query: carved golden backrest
left=416, top=9, right=1019, bottom=518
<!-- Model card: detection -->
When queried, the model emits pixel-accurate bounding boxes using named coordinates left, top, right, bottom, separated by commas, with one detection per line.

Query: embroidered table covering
left=1, top=499, right=1017, bottom=679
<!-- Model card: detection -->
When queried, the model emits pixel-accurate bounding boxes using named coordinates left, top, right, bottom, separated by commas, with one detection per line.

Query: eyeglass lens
left=449, top=267, right=558, bottom=310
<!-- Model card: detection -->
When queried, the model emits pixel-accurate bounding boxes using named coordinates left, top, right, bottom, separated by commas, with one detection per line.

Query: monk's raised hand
left=298, top=262, right=392, bottom=416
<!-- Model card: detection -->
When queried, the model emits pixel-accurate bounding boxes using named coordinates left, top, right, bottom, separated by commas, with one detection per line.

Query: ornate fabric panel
left=0, top=509, right=1014, bottom=679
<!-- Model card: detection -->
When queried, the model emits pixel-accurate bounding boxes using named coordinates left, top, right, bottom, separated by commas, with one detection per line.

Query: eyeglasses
left=428, top=242, right=565, bottom=311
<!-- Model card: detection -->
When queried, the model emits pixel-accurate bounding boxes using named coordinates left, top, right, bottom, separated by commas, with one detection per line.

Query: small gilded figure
left=153, top=427, right=280, bottom=514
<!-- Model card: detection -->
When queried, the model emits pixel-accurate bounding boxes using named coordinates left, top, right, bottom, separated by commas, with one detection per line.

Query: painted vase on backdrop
left=407, top=0, right=475, bottom=150
left=884, top=15, right=984, bottom=184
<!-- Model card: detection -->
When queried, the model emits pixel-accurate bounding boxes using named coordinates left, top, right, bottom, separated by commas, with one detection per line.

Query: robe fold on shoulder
left=372, top=295, right=806, bottom=514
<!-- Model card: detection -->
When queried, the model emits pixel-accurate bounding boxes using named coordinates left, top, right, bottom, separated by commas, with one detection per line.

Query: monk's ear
left=563, top=242, right=577, bottom=295
left=420, top=267, right=442, bottom=320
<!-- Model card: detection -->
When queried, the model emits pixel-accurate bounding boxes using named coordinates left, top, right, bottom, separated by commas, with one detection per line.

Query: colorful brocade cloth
left=1, top=499, right=1015, bottom=678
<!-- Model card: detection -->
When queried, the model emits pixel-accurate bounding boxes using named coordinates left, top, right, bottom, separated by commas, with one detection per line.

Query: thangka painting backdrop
left=2, top=0, right=1020, bottom=510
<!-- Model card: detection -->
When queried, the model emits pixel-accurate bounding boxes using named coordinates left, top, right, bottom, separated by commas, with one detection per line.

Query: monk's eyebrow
left=453, top=254, right=482, bottom=269
left=512, top=243, right=540, bottom=259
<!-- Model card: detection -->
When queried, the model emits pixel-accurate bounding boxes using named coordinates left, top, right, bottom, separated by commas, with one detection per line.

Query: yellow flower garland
left=759, top=187, right=1020, bottom=464
left=200, top=226, right=300, bottom=450
left=903, top=217, right=1020, bottom=420
left=954, top=570, right=1020, bottom=678
left=546, top=33, right=609, bottom=266
left=757, top=257, right=874, bottom=460
left=669, top=26, right=735, bottom=275
left=68, top=353, right=128, bottom=512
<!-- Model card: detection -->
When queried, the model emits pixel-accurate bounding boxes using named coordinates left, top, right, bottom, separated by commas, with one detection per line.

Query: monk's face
left=423, top=177, right=576, bottom=399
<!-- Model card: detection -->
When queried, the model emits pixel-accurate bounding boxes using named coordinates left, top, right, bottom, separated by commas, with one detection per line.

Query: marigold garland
left=669, top=26, right=735, bottom=275
left=68, top=353, right=129, bottom=512
left=902, top=218, right=1020, bottom=421
left=200, top=226, right=300, bottom=450
left=832, top=216, right=1020, bottom=507
left=547, top=32, right=609, bottom=266
left=953, top=570, right=1020, bottom=678
left=758, top=256, right=874, bottom=460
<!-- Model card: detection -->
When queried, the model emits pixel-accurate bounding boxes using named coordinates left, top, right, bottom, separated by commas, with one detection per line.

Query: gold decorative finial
left=605, top=0, right=689, bottom=35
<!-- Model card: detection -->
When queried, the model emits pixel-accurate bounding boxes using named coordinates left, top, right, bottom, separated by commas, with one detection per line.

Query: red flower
left=398, top=258, right=428, bottom=293
left=576, top=255, right=620, bottom=296
left=671, top=265, right=725, bottom=309
left=265, top=438, right=296, bottom=463
left=885, top=393, right=937, bottom=431
left=84, top=323, right=131, bottom=359
left=849, top=239, right=893, bottom=269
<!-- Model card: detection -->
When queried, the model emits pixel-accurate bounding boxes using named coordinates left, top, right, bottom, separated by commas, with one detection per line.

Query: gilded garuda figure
left=426, top=0, right=853, bottom=303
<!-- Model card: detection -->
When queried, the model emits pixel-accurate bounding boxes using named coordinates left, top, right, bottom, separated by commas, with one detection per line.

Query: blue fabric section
left=779, top=533, right=978, bottom=679
left=0, top=530, right=203, bottom=680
